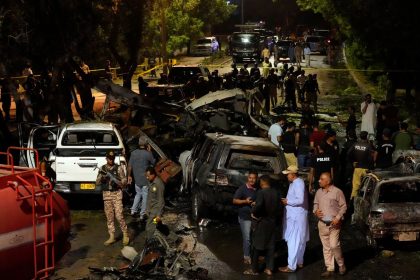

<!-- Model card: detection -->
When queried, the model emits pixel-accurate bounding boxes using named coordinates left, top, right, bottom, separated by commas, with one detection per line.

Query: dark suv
left=179, top=133, right=288, bottom=220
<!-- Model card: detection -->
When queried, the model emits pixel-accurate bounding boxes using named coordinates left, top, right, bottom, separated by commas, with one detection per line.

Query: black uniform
left=375, top=140, right=395, bottom=169
left=310, top=152, right=334, bottom=189
left=251, top=187, right=280, bottom=272
left=348, top=140, right=374, bottom=170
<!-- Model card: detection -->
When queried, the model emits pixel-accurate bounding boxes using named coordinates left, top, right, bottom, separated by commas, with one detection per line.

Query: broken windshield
left=225, top=149, right=279, bottom=173
left=378, top=181, right=420, bottom=203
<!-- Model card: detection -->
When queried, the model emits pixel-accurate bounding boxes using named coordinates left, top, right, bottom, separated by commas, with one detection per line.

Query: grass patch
left=202, top=51, right=227, bottom=65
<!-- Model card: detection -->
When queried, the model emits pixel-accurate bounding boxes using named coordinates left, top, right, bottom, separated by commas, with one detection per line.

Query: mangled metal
left=87, top=225, right=210, bottom=280
left=352, top=170, right=420, bottom=247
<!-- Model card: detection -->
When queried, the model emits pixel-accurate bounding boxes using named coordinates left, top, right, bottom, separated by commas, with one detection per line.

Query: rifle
left=98, top=166, right=122, bottom=186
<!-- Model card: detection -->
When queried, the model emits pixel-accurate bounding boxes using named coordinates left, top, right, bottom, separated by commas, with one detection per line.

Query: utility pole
left=160, top=0, right=168, bottom=74
left=241, top=0, right=244, bottom=24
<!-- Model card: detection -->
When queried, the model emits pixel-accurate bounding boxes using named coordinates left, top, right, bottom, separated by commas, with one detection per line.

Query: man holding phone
left=233, top=171, right=258, bottom=265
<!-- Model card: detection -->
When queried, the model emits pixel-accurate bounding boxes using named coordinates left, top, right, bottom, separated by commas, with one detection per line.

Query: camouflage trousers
left=103, top=190, right=128, bottom=235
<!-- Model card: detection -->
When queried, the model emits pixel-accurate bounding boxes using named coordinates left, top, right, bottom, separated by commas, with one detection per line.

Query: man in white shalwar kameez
left=360, top=94, right=377, bottom=139
left=279, top=165, right=310, bottom=273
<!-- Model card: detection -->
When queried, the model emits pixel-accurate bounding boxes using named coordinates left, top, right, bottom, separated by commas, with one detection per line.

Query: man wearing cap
left=314, top=172, right=347, bottom=277
left=96, top=150, right=129, bottom=246
left=279, top=165, right=309, bottom=273
left=128, top=136, right=156, bottom=220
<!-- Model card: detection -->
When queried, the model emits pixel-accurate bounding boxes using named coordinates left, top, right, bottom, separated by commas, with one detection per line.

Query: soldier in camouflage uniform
left=96, top=150, right=130, bottom=246
left=145, top=166, right=165, bottom=239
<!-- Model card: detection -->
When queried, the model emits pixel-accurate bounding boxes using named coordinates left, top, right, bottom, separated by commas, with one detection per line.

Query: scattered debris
left=88, top=224, right=210, bottom=280
left=381, top=250, right=395, bottom=258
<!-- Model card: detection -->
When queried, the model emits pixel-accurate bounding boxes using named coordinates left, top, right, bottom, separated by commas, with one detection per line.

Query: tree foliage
left=143, top=0, right=235, bottom=55
left=296, top=0, right=420, bottom=74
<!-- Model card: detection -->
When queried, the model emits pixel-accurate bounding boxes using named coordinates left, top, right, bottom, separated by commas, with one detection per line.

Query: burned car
left=180, top=132, right=287, bottom=221
left=352, top=170, right=420, bottom=248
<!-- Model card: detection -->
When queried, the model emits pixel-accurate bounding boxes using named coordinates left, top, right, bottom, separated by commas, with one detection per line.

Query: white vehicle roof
left=64, top=122, right=115, bottom=131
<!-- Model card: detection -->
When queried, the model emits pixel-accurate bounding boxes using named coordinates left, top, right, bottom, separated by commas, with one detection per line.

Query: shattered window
left=61, top=131, right=119, bottom=146
left=378, top=181, right=420, bottom=203
left=225, top=149, right=280, bottom=173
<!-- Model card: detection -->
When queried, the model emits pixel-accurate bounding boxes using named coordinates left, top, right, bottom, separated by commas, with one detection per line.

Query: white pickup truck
left=22, top=121, right=127, bottom=194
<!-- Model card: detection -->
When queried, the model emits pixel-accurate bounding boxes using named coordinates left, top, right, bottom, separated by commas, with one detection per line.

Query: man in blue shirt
left=128, top=136, right=156, bottom=220
left=233, top=171, right=258, bottom=265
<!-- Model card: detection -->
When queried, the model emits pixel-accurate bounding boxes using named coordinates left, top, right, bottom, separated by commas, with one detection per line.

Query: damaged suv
left=180, top=133, right=287, bottom=220
left=352, top=170, right=420, bottom=248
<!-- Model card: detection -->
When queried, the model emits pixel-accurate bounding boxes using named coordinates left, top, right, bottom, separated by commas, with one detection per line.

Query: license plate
left=397, top=232, right=417, bottom=241
left=80, top=183, right=96, bottom=190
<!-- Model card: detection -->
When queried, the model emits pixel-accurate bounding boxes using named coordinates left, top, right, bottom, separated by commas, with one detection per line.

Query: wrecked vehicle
left=352, top=170, right=420, bottom=248
left=88, top=224, right=210, bottom=280
left=180, top=132, right=288, bottom=221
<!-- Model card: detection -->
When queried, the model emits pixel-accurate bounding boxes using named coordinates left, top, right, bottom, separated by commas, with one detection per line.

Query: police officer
left=309, top=142, right=334, bottom=194
left=145, top=166, right=165, bottom=239
left=347, top=131, right=375, bottom=200
left=96, top=150, right=129, bottom=246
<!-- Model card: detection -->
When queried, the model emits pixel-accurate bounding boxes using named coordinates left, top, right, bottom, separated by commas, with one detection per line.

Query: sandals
left=264, top=269, right=273, bottom=276
left=243, top=269, right=259, bottom=275
left=279, top=266, right=296, bottom=273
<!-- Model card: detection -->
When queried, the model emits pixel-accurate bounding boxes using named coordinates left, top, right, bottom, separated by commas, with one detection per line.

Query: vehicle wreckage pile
left=87, top=225, right=210, bottom=280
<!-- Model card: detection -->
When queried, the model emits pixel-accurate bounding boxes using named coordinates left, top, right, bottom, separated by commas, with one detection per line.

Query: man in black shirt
left=281, top=122, right=297, bottom=167
left=243, top=175, right=279, bottom=276
left=233, top=171, right=258, bottom=265
left=348, top=131, right=375, bottom=199
left=374, top=128, right=395, bottom=169
left=309, top=142, right=334, bottom=194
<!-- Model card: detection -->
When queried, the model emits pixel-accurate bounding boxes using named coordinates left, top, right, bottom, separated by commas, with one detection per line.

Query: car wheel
left=192, top=190, right=207, bottom=222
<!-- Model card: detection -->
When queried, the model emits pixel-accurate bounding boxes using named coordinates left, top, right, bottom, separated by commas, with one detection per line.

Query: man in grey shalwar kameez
left=279, top=165, right=309, bottom=273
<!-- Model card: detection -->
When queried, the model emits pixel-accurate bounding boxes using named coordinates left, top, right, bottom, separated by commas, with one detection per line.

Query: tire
left=191, top=190, right=208, bottom=222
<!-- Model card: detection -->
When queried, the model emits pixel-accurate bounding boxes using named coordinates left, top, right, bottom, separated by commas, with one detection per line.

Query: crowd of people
left=154, top=60, right=322, bottom=115
left=234, top=168, right=346, bottom=277
left=233, top=89, right=419, bottom=277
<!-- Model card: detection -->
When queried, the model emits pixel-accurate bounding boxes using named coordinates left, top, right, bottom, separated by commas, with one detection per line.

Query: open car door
left=26, top=125, right=60, bottom=168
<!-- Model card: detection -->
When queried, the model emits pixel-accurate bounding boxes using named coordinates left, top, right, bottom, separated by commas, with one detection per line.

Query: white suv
left=191, top=37, right=219, bottom=56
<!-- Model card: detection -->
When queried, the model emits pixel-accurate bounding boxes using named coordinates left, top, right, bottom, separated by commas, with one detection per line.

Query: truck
left=22, top=121, right=127, bottom=195
left=229, top=32, right=263, bottom=63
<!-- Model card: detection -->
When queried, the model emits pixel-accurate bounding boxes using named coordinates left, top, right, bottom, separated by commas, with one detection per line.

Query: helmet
left=106, top=150, right=116, bottom=159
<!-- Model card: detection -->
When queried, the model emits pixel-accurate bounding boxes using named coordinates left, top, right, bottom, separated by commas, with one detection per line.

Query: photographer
left=96, top=150, right=129, bottom=246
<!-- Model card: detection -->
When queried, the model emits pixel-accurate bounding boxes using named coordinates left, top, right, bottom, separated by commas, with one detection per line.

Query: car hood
left=374, top=203, right=420, bottom=223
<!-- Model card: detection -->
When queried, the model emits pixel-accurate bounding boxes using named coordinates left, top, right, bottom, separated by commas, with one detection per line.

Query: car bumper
left=55, top=182, right=102, bottom=194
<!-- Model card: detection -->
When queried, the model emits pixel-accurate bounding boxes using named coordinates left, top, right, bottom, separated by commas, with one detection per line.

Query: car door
left=353, top=176, right=376, bottom=224
left=182, top=135, right=208, bottom=190
left=26, top=125, right=60, bottom=168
